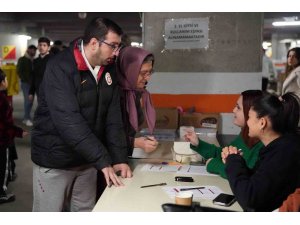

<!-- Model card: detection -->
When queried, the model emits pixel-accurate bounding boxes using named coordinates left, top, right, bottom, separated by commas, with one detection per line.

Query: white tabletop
left=93, top=136, right=242, bottom=212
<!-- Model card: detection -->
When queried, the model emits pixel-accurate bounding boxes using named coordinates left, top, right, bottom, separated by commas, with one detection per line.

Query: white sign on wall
left=164, top=18, right=209, bottom=50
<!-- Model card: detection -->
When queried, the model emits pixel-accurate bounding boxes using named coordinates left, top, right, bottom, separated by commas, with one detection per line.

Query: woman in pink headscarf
left=117, top=47, right=158, bottom=155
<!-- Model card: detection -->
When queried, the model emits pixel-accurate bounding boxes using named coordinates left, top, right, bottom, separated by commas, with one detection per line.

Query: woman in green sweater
left=184, top=90, right=264, bottom=179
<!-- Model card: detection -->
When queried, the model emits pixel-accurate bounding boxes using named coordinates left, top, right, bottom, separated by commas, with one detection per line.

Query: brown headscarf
left=117, top=46, right=156, bottom=134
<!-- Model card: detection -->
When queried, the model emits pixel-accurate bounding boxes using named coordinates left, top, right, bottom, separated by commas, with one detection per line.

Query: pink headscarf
left=117, top=47, right=156, bottom=134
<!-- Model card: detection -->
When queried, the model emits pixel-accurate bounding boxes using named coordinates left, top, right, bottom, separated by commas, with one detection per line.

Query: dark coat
left=0, top=91, right=23, bottom=147
left=29, top=53, right=51, bottom=96
left=17, top=55, right=33, bottom=83
left=225, top=134, right=300, bottom=211
left=31, top=40, right=128, bottom=170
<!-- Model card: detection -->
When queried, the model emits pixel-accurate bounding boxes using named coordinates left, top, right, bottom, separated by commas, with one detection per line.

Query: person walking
left=29, top=37, right=51, bottom=103
left=17, top=44, right=37, bottom=126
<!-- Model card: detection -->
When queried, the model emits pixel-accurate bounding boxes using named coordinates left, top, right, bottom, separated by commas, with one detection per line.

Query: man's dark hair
left=38, top=37, right=50, bottom=46
left=83, top=17, right=123, bottom=44
left=54, top=40, right=63, bottom=46
left=28, top=45, right=37, bottom=50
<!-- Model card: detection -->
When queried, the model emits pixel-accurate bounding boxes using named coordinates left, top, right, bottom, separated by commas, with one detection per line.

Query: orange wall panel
left=151, top=94, right=239, bottom=113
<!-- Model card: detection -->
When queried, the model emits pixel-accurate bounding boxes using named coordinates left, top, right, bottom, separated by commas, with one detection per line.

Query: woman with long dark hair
left=184, top=90, right=264, bottom=178
left=223, top=92, right=300, bottom=211
left=282, top=47, right=300, bottom=98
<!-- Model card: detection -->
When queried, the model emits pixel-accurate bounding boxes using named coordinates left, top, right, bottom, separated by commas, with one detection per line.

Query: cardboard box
left=141, top=107, right=179, bottom=130
left=179, top=113, right=220, bottom=131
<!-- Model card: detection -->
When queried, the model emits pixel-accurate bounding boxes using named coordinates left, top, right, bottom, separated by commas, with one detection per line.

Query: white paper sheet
left=163, top=185, right=223, bottom=199
left=141, top=164, right=217, bottom=176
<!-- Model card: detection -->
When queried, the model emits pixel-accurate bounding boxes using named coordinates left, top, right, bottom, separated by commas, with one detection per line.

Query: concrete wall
left=144, top=12, right=262, bottom=72
left=143, top=12, right=263, bottom=134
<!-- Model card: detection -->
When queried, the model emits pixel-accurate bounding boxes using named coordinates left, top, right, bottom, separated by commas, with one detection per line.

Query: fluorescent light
left=18, top=34, right=32, bottom=40
left=131, top=42, right=142, bottom=47
left=272, top=21, right=300, bottom=26
left=280, top=39, right=294, bottom=43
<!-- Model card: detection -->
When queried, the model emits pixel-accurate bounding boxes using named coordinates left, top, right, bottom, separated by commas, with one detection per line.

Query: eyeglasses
left=139, top=69, right=154, bottom=78
left=100, top=40, right=122, bottom=52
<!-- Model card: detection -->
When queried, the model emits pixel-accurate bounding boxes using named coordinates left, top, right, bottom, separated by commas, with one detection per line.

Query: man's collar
left=73, top=39, right=89, bottom=71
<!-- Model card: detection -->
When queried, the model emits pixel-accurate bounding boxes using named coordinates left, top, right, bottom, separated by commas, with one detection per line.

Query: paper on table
left=131, top=148, right=148, bottom=158
left=178, top=165, right=217, bottom=176
left=173, top=142, right=196, bottom=155
left=141, top=163, right=181, bottom=173
left=163, top=185, right=223, bottom=199
left=141, top=164, right=217, bottom=176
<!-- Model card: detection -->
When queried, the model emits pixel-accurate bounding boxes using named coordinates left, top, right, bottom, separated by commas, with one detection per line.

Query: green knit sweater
left=190, top=135, right=263, bottom=179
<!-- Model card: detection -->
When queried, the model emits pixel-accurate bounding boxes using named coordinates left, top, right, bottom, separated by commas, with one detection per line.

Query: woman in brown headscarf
left=117, top=47, right=158, bottom=155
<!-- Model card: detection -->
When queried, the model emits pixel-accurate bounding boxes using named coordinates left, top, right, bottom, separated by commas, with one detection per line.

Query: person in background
left=121, top=34, right=131, bottom=47
left=29, top=37, right=51, bottom=102
left=17, top=44, right=37, bottom=127
left=31, top=17, right=132, bottom=212
left=222, top=92, right=300, bottom=211
left=0, top=69, right=28, bottom=204
left=50, top=40, right=64, bottom=55
left=262, top=48, right=275, bottom=92
left=184, top=90, right=264, bottom=178
left=282, top=47, right=300, bottom=98
left=117, top=47, right=158, bottom=155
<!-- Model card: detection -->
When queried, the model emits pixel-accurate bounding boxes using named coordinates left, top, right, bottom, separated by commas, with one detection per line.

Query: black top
left=29, top=54, right=51, bottom=96
left=225, top=134, right=300, bottom=211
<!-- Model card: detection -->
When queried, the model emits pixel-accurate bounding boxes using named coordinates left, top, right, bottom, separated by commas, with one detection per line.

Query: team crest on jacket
left=105, top=72, right=112, bottom=85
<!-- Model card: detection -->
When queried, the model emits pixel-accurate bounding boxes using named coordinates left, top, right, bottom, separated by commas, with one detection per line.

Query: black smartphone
left=175, top=176, right=194, bottom=182
left=212, top=193, right=236, bottom=207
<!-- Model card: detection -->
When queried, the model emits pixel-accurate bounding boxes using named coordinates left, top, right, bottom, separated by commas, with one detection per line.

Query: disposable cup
left=175, top=191, right=193, bottom=206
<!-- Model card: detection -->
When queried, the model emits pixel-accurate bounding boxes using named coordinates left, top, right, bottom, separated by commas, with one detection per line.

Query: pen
left=140, top=182, right=167, bottom=188
left=144, top=136, right=155, bottom=141
left=180, top=187, right=205, bottom=191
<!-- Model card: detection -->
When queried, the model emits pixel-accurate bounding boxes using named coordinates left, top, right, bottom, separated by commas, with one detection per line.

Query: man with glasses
left=31, top=17, right=132, bottom=212
left=117, top=46, right=158, bottom=156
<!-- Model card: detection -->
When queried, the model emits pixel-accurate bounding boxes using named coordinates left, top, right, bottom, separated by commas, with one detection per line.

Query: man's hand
left=113, top=163, right=133, bottom=178
left=101, top=166, right=124, bottom=187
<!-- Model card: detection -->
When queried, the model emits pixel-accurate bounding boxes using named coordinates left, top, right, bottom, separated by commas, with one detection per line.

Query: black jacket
left=29, top=54, right=51, bottom=96
left=225, top=134, right=300, bottom=211
left=31, top=40, right=128, bottom=170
